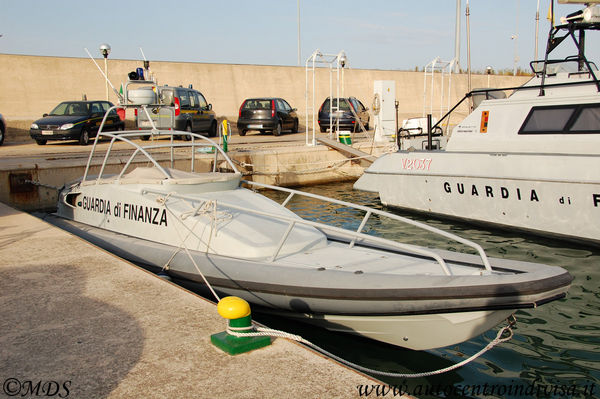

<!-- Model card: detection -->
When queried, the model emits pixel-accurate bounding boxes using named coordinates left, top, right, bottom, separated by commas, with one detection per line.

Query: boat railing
left=429, top=77, right=599, bottom=135
left=242, top=180, right=493, bottom=273
left=530, top=56, right=598, bottom=77
left=427, top=19, right=600, bottom=137
left=81, top=105, right=238, bottom=184
left=141, top=182, right=494, bottom=276
left=538, top=21, right=600, bottom=95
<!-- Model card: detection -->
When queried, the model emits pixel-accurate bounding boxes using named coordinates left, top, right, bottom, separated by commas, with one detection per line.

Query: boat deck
left=279, top=241, right=486, bottom=276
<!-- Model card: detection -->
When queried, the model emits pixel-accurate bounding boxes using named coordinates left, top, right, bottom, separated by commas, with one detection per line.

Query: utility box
left=373, top=80, right=396, bottom=142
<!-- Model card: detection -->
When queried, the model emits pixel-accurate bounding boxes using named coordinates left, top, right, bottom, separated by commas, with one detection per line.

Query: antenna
left=139, top=47, right=151, bottom=79
left=84, top=48, right=124, bottom=103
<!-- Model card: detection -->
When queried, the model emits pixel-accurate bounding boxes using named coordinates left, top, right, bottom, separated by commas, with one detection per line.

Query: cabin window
left=570, top=105, right=600, bottom=132
left=520, top=107, right=575, bottom=133
left=519, top=103, right=600, bottom=134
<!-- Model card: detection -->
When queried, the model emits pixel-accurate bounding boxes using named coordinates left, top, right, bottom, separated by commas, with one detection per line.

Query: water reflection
left=261, top=182, right=600, bottom=399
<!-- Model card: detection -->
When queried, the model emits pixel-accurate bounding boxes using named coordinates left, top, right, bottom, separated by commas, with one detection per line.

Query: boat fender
left=210, top=296, right=271, bottom=355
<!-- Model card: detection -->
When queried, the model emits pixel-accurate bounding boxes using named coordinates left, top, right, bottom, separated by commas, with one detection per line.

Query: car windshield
left=322, top=98, right=351, bottom=111
left=243, top=100, right=272, bottom=110
left=49, top=102, right=89, bottom=116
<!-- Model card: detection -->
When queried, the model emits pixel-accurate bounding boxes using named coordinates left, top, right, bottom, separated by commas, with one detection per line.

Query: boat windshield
left=50, top=102, right=90, bottom=116
left=530, top=57, right=599, bottom=76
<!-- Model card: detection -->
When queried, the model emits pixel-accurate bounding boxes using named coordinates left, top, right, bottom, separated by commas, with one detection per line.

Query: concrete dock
left=0, top=131, right=390, bottom=211
left=0, top=202, right=410, bottom=398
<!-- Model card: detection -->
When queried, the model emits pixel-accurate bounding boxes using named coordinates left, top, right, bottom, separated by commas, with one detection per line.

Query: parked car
left=136, top=85, right=217, bottom=139
left=0, top=112, right=5, bottom=146
left=318, top=97, right=370, bottom=133
left=30, top=101, right=124, bottom=145
left=237, top=97, right=299, bottom=136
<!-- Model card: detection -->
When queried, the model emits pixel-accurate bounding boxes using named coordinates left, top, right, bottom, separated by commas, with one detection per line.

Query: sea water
left=259, top=182, right=600, bottom=399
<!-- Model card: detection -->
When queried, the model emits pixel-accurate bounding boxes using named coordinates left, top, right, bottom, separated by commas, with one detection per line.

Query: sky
left=1, top=0, right=598, bottom=73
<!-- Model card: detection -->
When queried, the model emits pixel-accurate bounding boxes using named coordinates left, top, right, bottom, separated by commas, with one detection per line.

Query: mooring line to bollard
left=225, top=318, right=515, bottom=378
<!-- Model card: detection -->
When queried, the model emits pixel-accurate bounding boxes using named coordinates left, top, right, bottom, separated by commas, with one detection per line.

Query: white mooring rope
left=226, top=319, right=515, bottom=378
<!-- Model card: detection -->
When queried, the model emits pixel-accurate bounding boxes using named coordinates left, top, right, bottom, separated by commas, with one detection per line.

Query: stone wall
left=0, top=53, right=529, bottom=142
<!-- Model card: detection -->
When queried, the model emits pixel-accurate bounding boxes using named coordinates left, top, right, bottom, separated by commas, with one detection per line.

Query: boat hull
left=46, top=214, right=571, bottom=350
left=264, top=309, right=514, bottom=351
left=355, top=151, right=600, bottom=245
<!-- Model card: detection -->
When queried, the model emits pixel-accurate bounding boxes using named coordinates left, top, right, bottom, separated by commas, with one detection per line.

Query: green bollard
left=210, top=296, right=271, bottom=355
left=222, top=120, right=229, bottom=153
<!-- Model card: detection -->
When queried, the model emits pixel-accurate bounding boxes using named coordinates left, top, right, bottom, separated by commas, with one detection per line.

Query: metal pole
left=336, top=57, right=340, bottom=135
left=430, top=59, right=435, bottom=116
left=513, top=0, right=520, bottom=76
left=104, top=57, right=109, bottom=101
left=341, top=64, right=344, bottom=98
left=427, top=114, right=433, bottom=151
left=466, top=0, right=472, bottom=110
left=329, top=63, right=333, bottom=138
left=440, top=63, right=445, bottom=119
left=535, top=0, right=540, bottom=60
left=578, top=29, right=586, bottom=72
left=454, top=0, right=461, bottom=73
left=395, top=100, right=399, bottom=149
left=312, top=54, right=316, bottom=146
left=305, top=49, right=319, bottom=146
left=305, top=55, right=309, bottom=145
left=297, top=0, right=301, bottom=66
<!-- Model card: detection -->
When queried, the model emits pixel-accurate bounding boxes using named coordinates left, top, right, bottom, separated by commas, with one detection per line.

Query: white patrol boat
left=47, top=96, right=572, bottom=351
left=355, top=5, right=600, bottom=246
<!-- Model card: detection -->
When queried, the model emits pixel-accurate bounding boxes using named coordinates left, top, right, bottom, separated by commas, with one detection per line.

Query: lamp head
left=339, top=52, right=347, bottom=68
left=99, top=43, right=111, bottom=58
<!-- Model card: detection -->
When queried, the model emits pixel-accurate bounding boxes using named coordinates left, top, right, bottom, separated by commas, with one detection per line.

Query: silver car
left=136, top=85, right=217, bottom=139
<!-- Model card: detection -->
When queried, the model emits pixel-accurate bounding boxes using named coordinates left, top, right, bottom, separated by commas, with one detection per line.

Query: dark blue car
left=318, top=97, right=370, bottom=133
left=30, top=101, right=124, bottom=145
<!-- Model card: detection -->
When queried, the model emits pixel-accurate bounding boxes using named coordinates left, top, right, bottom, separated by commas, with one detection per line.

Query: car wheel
left=209, top=121, right=217, bottom=137
left=79, top=128, right=90, bottom=145
left=273, top=123, right=282, bottom=136
left=365, top=122, right=370, bottom=131
left=35, top=139, right=47, bottom=145
left=0, top=123, right=4, bottom=146
left=292, top=119, right=299, bottom=133
left=239, top=129, right=247, bottom=136
left=183, top=124, right=192, bottom=141
left=320, top=125, right=326, bottom=133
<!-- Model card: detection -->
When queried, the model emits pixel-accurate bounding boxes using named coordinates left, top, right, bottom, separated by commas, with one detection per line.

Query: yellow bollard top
left=222, top=120, right=229, bottom=136
left=217, top=296, right=251, bottom=320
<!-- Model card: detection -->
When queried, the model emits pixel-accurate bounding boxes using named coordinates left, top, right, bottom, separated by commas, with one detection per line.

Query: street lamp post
left=99, top=43, right=111, bottom=101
